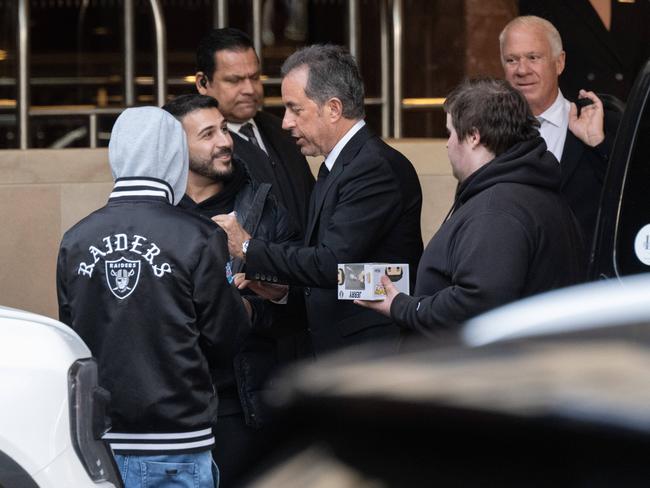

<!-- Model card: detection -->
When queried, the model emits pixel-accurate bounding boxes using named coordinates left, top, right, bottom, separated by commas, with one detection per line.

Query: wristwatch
left=242, top=239, right=250, bottom=259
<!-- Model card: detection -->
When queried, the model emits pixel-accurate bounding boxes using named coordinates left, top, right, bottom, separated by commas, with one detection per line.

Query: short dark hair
left=196, top=28, right=255, bottom=81
left=444, top=78, right=539, bottom=156
left=162, top=93, right=219, bottom=120
left=281, top=44, right=365, bottom=119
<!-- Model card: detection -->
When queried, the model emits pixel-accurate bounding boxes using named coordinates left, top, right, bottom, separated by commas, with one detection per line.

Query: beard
left=190, top=148, right=235, bottom=183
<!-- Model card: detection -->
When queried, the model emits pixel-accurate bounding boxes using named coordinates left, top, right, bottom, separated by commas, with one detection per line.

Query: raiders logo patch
left=105, top=257, right=141, bottom=299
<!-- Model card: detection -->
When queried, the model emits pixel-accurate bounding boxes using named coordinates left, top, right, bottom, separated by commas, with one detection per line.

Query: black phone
left=576, top=97, right=594, bottom=116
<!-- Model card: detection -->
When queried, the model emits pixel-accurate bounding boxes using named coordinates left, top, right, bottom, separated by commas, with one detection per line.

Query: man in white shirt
left=499, top=15, right=621, bottom=256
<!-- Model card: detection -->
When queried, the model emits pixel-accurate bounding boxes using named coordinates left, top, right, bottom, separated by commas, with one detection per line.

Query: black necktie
left=311, top=161, right=329, bottom=210
left=307, top=161, right=329, bottom=238
left=317, top=161, right=329, bottom=181
left=239, top=122, right=261, bottom=150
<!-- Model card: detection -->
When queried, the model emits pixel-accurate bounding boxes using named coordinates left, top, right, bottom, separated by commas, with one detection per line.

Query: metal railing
left=392, top=0, right=402, bottom=138
left=16, top=0, right=167, bottom=149
left=13, top=0, right=440, bottom=148
left=17, top=0, right=29, bottom=149
left=388, top=0, right=446, bottom=138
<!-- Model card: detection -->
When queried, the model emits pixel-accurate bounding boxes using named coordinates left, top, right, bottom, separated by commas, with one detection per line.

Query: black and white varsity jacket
left=57, top=178, right=250, bottom=454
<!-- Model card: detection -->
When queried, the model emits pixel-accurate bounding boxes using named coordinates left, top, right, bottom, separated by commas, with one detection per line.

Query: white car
left=0, top=306, right=122, bottom=488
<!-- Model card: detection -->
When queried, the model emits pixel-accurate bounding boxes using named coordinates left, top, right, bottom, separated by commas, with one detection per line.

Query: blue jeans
left=113, top=451, right=219, bottom=488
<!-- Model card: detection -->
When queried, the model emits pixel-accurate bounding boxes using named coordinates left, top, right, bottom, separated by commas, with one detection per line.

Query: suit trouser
left=212, top=413, right=277, bottom=487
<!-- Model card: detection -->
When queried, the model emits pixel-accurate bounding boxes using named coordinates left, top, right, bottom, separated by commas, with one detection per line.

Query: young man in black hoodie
left=358, top=78, right=584, bottom=338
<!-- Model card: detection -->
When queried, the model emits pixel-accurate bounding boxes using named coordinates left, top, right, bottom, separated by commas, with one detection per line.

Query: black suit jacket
left=245, top=124, right=423, bottom=355
left=560, top=105, right=620, bottom=253
left=232, top=111, right=314, bottom=236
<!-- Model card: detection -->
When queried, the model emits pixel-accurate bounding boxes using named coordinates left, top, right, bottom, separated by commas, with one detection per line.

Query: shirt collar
left=538, top=90, right=569, bottom=128
left=323, top=119, right=366, bottom=171
left=227, top=118, right=258, bottom=134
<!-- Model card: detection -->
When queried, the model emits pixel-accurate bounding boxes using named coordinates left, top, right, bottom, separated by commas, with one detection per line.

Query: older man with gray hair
left=499, top=15, right=621, bottom=258
left=215, top=44, right=423, bottom=355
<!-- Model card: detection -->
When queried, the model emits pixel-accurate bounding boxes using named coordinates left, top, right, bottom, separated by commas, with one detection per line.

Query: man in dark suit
left=195, top=27, right=314, bottom=235
left=196, top=27, right=315, bottom=364
left=499, top=15, right=620, bottom=259
left=215, top=45, right=423, bottom=356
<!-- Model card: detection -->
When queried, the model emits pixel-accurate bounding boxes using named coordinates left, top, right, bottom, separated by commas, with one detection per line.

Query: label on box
left=337, top=263, right=409, bottom=300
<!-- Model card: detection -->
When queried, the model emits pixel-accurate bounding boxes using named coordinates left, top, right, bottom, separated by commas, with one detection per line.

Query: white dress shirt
left=323, top=119, right=366, bottom=171
left=228, top=119, right=268, bottom=155
left=537, top=90, right=570, bottom=163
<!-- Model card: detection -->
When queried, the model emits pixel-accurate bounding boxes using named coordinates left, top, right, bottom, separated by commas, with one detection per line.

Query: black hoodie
left=391, top=137, right=584, bottom=338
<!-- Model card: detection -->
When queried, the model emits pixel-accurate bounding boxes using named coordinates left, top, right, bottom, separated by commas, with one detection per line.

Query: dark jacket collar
left=566, top=1, right=624, bottom=67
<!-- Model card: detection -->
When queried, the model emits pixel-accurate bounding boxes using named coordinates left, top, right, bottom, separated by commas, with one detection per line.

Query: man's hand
left=212, top=213, right=251, bottom=259
left=568, top=90, right=605, bottom=148
left=233, top=272, right=250, bottom=290
left=354, top=275, right=399, bottom=317
left=234, top=273, right=289, bottom=301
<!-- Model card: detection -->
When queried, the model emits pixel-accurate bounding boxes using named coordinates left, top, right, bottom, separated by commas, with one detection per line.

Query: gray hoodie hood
left=108, top=107, right=188, bottom=206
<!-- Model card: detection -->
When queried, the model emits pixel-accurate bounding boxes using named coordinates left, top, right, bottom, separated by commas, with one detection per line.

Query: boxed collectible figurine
left=337, top=263, right=409, bottom=300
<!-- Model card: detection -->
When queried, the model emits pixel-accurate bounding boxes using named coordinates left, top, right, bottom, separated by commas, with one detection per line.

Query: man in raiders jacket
left=56, top=107, right=250, bottom=488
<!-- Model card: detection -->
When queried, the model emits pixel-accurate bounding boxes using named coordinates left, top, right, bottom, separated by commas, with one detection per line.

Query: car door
left=590, top=58, right=650, bottom=279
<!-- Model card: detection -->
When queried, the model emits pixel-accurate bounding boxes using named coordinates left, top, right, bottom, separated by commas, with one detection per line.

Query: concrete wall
left=0, top=140, right=455, bottom=320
